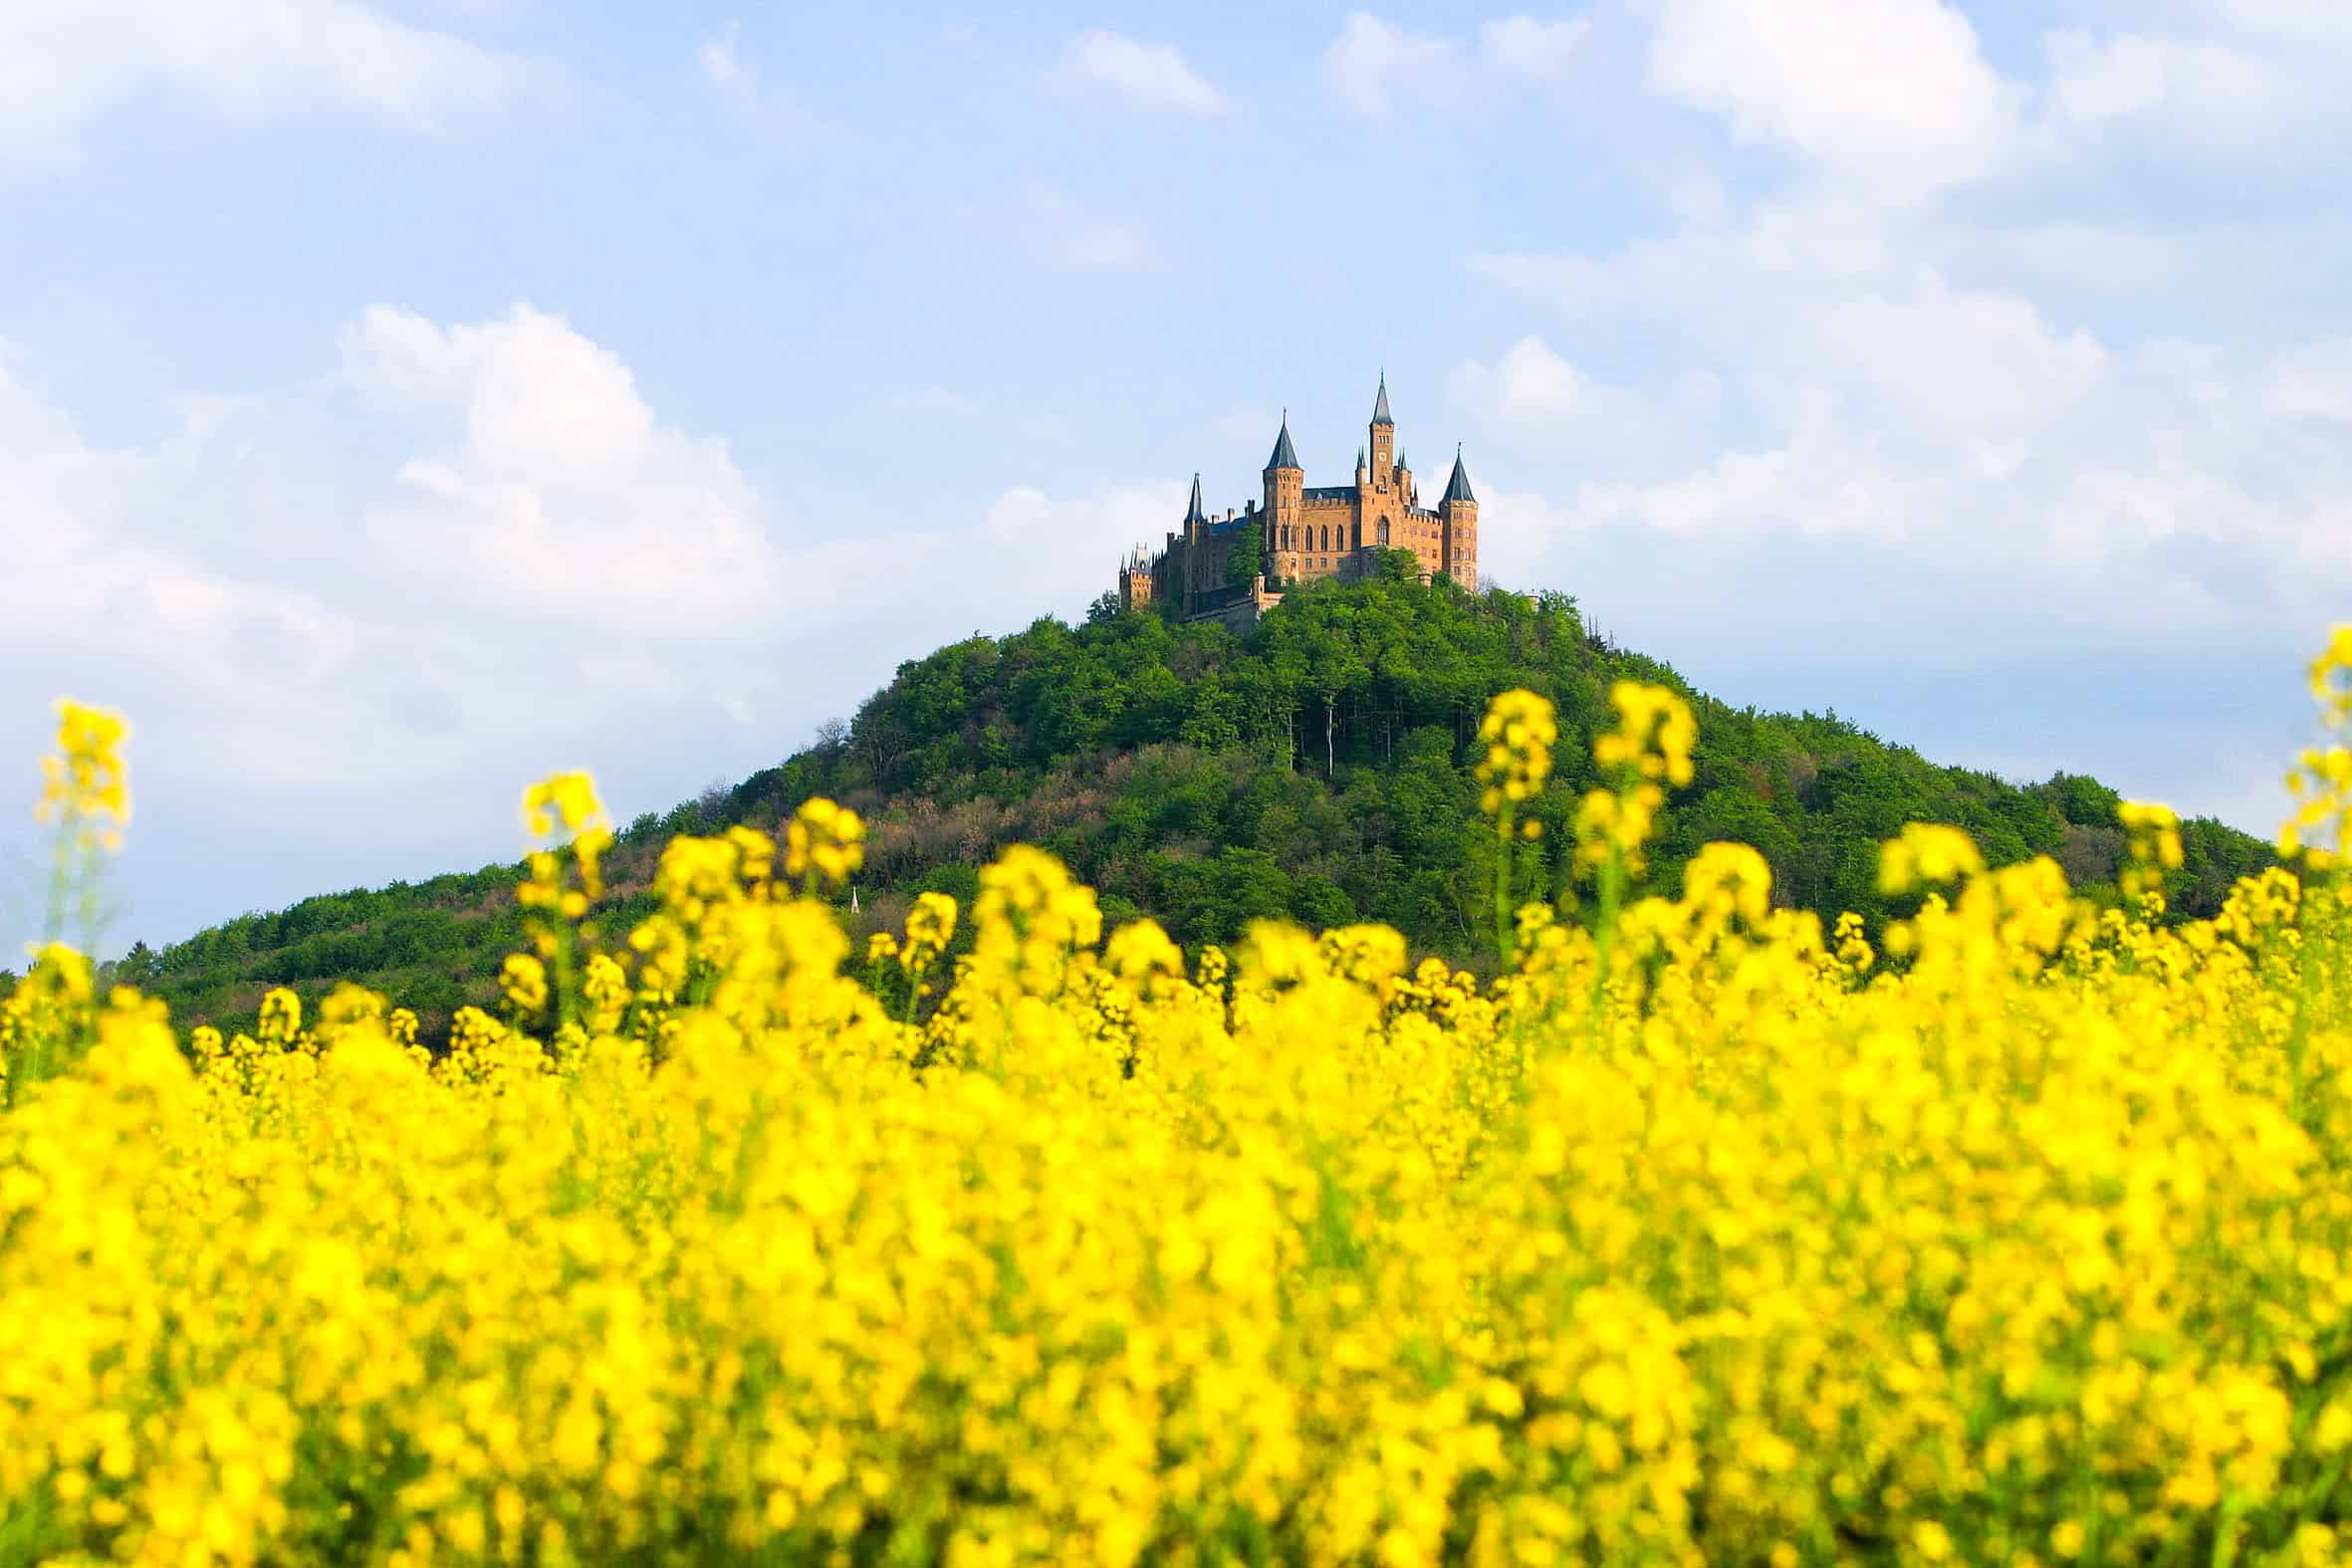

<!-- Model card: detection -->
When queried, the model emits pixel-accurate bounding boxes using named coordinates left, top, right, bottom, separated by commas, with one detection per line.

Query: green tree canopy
left=1224, top=521, right=1264, bottom=588
left=130, top=574, right=2274, bottom=1043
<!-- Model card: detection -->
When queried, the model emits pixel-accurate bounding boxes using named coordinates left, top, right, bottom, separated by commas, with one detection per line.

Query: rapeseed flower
left=786, top=796, right=865, bottom=894
left=4, top=632, right=2352, bottom=1565
left=35, top=699, right=130, bottom=845
left=2118, top=798, right=2184, bottom=902
left=1476, top=689, right=1556, bottom=962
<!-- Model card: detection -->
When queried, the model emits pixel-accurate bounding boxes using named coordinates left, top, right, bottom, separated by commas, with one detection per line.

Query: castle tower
left=1118, top=545, right=1154, bottom=610
left=1440, top=444, right=1479, bottom=590
left=1263, top=413, right=1302, bottom=576
left=1368, top=372, right=1396, bottom=492
left=1182, top=472, right=1209, bottom=603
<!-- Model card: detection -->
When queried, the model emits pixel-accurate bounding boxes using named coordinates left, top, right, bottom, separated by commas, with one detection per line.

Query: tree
left=1308, top=638, right=1369, bottom=778
left=2044, top=772, right=2123, bottom=827
left=695, top=779, right=731, bottom=828
left=1225, top=522, right=1264, bottom=588
left=112, top=940, right=161, bottom=989
left=849, top=694, right=916, bottom=789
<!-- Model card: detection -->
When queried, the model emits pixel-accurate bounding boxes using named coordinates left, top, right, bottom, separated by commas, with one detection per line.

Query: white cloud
left=1051, top=30, right=1228, bottom=116
left=0, top=0, right=535, bottom=159
left=1326, top=14, right=1454, bottom=116
left=2200, top=0, right=2352, bottom=46
left=1480, top=379, right=2337, bottom=655
left=2042, top=30, right=2281, bottom=125
left=699, top=21, right=834, bottom=147
left=1947, top=220, right=2184, bottom=294
left=1468, top=220, right=2314, bottom=556
left=2267, top=339, right=2352, bottom=423
left=1458, top=116, right=2352, bottom=771
left=1472, top=209, right=2118, bottom=434
left=1, top=305, right=831, bottom=813
left=1479, top=16, right=1593, bottom=81
left=0, top=311, right=1229, bottom=952
left=1649, top=0, right=2016, bottom=201
left=1449, top=337, right=1666, bottom=468
left=1458, top=337, right=1594, bottom=424
left=1467, top=193, right=1904, bottom=330
left=343, top=306, right=788, bottom=632
left=985, top=480, right=1191, bottom=604
left=0, top=359, right=423, bottom=796
left=1325, top=12, right=1589, bottom=117
left=1563, top=395, right=1929, bottom=540
left=1802, top=271, right=2106, bottom=446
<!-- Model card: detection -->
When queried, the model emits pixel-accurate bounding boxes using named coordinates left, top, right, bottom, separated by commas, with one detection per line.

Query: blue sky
left=5, top=0, right=2351, bottom=958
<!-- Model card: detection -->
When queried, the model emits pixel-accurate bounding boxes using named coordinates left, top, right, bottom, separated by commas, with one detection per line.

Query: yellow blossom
left=5, top=635, right=2352, bottom=1566
left=786, top=797, right=865, bottom=893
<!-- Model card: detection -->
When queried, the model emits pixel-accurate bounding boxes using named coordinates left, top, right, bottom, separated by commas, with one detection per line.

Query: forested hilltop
left=118, top=558, right=2270, bottom=1039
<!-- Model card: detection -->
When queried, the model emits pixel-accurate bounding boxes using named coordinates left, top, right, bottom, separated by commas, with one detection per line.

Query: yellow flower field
left=6, top=635, right=2352, bottom=1566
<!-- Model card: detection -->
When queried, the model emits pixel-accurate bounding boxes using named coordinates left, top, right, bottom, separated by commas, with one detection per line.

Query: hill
left=113, top=560, right=2272, bottom=1040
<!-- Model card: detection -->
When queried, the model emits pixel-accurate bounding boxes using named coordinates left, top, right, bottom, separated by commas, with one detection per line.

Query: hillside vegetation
left=123, top=560, right=2268, bottom=1038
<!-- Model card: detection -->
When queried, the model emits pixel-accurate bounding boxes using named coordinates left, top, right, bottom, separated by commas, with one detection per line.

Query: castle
left=1116, top=375, right=1479, bottom=628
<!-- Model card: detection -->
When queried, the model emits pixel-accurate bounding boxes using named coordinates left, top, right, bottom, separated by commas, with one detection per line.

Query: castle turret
left=1266, top=414, right=1300, bottom=476
left=1182, top=472, right=1210, bottom=604
left=1263, top=412, right=1302, bottom=560
left=1440, top=444, right=1478, bottom=590
left=1119, top=544, right=1155, bottom=610
left=1368, top=372, right=1396, bottom=491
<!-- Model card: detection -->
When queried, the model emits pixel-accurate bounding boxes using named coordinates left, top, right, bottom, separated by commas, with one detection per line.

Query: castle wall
left=1197, top=576, right=1284, bottom=631
left=1278, top=495, right=1356, bottom=583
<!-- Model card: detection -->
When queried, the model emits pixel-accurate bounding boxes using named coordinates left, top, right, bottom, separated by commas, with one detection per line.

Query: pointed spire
left=1357, top=446, right=1366, bottom=469
left=1444, top=443, right=1476, bottom=505
left=1266, top=410, right=1300, bottom=472
left=1184, top=472, right=1206, bottom=524
left=1371, top=371, right=1394, bottom=427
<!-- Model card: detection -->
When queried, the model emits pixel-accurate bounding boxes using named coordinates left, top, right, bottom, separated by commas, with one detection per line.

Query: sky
left=3, top=0, right=2350, bottom=959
